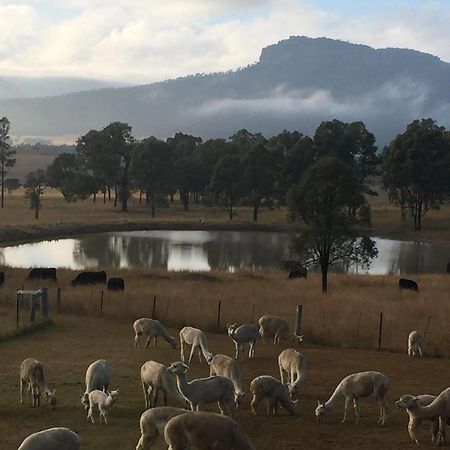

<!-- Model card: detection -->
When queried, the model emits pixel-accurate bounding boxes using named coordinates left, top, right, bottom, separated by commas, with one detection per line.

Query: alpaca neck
left=413, top=399, right=444, bottom=419
left=324, top=384, right=343, bottom=409
left=174, top=373, right=190, bottom=398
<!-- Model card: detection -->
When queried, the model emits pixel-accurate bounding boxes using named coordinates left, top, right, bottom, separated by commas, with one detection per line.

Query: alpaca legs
left=342, top=397, right=352, bottom=423
left=251, top=394, right=262, bottom=415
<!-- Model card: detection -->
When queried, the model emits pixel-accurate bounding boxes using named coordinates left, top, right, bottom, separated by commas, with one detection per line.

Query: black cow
left=288, top=268, right=308, bottom=279
left=0, top=271, right=4, bottom=286
left=72, top=271, right=107, bottom=286
left=27, top=268, right=57, bottom=281
left=447, top=263, right=450, bottom=273
left=107, top=277, right=125, bottom=291
left=399, top=278, right=419, bottom=292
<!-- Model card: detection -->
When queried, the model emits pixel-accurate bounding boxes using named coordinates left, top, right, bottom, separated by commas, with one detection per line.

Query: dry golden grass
left=1, top=268, right=449, bottom=358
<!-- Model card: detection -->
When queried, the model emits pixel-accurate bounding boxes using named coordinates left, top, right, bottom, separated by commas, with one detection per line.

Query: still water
left=0, top=230, right=449, bottom=275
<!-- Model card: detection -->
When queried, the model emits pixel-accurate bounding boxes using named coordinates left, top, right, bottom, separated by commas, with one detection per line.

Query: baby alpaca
left=278, top=348, right=307, bottom=399
left=408, top=331, right=423, bottom=357
left=164, top=411, right=256, bottom=450
left=250, top=375, right=297, bottom=416
left=87, top=389, right=119, bottom=424
left=315, top=371, right=390, bottom=425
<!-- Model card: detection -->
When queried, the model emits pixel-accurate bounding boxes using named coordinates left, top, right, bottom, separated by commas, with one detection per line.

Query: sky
left=1, top=0, right=450, bottom=84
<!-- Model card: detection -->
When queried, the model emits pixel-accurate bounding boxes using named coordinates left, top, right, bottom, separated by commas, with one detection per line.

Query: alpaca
left=408, top=331, right=424, bottom=357
left=315, top=371, right=390, bottom=424
left=395, top=394, right=450, bottom=445
left=20, top=358, right=57, bottom=410
left=18, top=428, right=79, bottom=450
left=164, top=411, right=256, bottom=450
left=136, top=406, right=188, bottom=450
left=227, top=323, right=259, bottom=359
left=179, top=326, right=213, bottom=363
left=134, top=318, right=177, bottom=350
left=278, top=348, right=307, bottom=399
left=250, top=375, right=297, bottom=416
left=81, top=359, right=112, bottom=410
left=258, top=315, right=303, bottom=345
left=396, top=389, right=450, bottom=445
left=87, top=389, right=119, bottom=424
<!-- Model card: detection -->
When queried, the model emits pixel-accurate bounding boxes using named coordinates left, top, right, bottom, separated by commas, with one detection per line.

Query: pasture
left=0, top=268, right=450, bottom=448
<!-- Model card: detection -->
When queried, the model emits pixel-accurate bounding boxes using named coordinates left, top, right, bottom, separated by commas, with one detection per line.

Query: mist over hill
left=1, top=36, right=450, bottom=145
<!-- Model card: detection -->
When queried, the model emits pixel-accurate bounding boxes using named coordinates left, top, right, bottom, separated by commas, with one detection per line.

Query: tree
left=241, top=144, right=277, bottom=222
left=209, top=155, right=242, bottom=220
left=0, top=117, right=16, bottom=208
left=24, top=169, right=47, bottom=219
left=130, top=137, right=173, bottom=217
left=383, top=118, right=450, bottom=230
left=47, top=153, right=97, bottom=201
left=4, top=178, right=20, bottom=194
left=289, top=157, right=377, bottom=292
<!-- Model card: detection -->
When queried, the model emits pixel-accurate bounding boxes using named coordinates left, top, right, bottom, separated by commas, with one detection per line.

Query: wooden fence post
left=16, top=292, right=20, bottom=328
left=217, top=300, right=221, bottom=330
left=30, top=293, right=36, bottom=322
left=100, top=290, right=104, bottom=312
left=378, top=312, right=383, bottom=351
left=152, top=295, right=157, bottom=319
left=41, top=288, right=49, bottom=319
left=56, top=288, right=61, bottom=313
left=295, top=304, right=303, bottom=336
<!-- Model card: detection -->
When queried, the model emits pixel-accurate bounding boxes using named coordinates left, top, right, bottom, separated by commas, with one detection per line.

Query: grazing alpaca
left=140, top=360, right=188, bottom=408
left=20, top=358, right=57, bottom=410
left=179, top=326, right=213, bottom=363
left=396, top=388, right=450, bottom=446
left=408, top=331, right=424, bottom=357
left=18, top=427, right=79, bottom=450
left=396, top=394, right=449, bottom=445
left=136, top=406, right=188, bottom=450
left=87, top=389, right=119, bottom=424
left=81, top=359, right=112, bottom=410
left=258, top=315, right=303, bottom=345
left=209, top=354, right=245, bottom=406
left=134, top=318, right=177, bottom=350
left=250, top=375, right=297, bottom=416
left=315, top=371, right=390, bottom=424
left=167, top=361, right=235, bottom=417
left=227, top=323, right=259, bottom=359
left=278, top=348, right=308, bottom=399
left=164, top=411, right=256, bottom=450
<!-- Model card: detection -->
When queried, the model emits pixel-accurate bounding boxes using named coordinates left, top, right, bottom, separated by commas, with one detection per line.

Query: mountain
left=1, top=37, right=450, bottom=145
left=0, top=76, right=119, bottom=100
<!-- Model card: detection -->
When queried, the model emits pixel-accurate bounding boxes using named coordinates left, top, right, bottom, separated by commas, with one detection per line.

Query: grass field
left=0, top=310, right=447, bottom=450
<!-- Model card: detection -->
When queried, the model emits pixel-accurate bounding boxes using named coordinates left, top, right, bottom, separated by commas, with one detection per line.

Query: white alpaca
left=81, top=359, right=112, bottom=410
left=396, top=388, right=450, bottom=446
left=20, top=358, right=57, bottom=410
left=140, top=360, right=188, bottom=408
left=179, top=326, right=213, bottom=363
left=164, top=411, right=256, bottom=450
left=227, top=323, right=259, bottom=359
left=167, top=361, right=235, bottom=417
left=315, top=371, right=390, bottom=424
left=134, top=318, right=177, bottom=350
left=209, top=354, right=245, bottom=406
left=250, top=375, right=297, bottom=416
left=395, top=394, right=447, bottom=445
left=258, top=315, right=303, bottom=345
left=278, top=348, right=307, bottom=399
left=408, top=330, right=423, bottom=357
left=18, top=427, right=80, bottom=450
left=136, top=406, right=188, bottom=450
left=87, top=389, right=119, bottom=424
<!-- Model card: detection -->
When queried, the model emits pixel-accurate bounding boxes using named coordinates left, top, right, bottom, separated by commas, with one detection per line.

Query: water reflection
left=0, top=231, right=449, bottom=274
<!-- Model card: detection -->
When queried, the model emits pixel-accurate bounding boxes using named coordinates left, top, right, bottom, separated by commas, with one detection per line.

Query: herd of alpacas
left=16, top=315, right=434, bottom=449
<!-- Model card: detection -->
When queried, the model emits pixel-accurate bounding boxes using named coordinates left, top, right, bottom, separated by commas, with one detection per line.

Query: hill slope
left=2, top=37, right=450, bottom=144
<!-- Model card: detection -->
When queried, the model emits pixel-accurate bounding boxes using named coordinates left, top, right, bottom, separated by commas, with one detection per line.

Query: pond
left=0, top=230, right=449, bottom=274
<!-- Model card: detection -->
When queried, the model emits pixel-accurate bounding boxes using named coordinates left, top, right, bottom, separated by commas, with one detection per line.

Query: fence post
left=16, top=292, right=20, bottom=328
left=378, top=312, right=383, bottom=351
left=30, top=293, right=36, bottom=322
left=152, top=295, right=157, bottom=319
left=100, top=290, right=104, bottom=312
left=294, top=304, right=303, bottom=336
left=41, top=288, right=49, bottom=319
left=56, top=288, right=61, bottom=313
left=217, top=300, right=221, bottom=330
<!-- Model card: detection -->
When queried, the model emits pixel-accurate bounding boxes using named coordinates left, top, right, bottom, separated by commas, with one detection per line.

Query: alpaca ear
left=52, top=389, right=56, bottom=395
left=317, top=400, right=321, bottom=407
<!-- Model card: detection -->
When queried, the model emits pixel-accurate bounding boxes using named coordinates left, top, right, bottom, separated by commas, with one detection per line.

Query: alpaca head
left=45, top=390, right=57, bottom=410
left=205, top=352, right=214, bottom=364
left=294, top=334, right=304, bottom=345
left=227, top=323, right=237, bottom=337
left=168, top=361, right=189, bottom=375
left=395, top=395, right=417, bottom=409
left=288, top=383, right=299, bottom=400
left=169, top=336, right=177, bottom=350
left=108, top=389, right=120, bottom=404
left=315, top=401, right=331, bottom=422
left=234, top=391, right=246, bottom=407
left=81, top=392, right=90, bottom=410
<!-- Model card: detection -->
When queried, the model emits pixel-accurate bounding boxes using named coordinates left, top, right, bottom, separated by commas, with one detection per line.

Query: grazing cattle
left=0, top=271, right=4, bottom=286
left=107, top=277, right=125, bottom=291
left=288, top=269, right=307, bottom=279
left=27, top=268, right=57, bottom=281
left=72, top=271, right=107, bottom=286
left=283, top=261, right=307, bottom=279
left=399, top=278, right=419, bottom=292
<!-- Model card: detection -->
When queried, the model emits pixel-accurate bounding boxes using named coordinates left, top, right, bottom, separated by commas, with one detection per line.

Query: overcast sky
left=1, top=0, right=449, bottom=84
